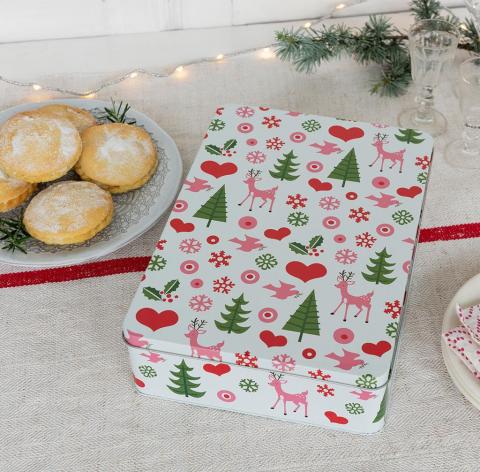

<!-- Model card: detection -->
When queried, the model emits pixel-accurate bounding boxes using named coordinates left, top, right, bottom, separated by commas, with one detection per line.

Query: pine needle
left=99, top=99, right=136, bottom=124
left=0, top=212, right=31, bottom=253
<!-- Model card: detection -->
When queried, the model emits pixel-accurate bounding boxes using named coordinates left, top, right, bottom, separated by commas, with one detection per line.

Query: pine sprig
left=410, top=0, right=441, bottom=20
left=99, top=99, right=136, bottom=124
left=0, top=213, right=31, bottom=253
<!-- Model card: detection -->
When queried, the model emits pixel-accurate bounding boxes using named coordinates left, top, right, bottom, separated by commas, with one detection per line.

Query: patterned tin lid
left=123, top=104, right=433, bottom=389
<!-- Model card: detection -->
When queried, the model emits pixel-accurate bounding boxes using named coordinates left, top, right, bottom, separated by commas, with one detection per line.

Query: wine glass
left=445, top=56, right=480, bottom=168
left=398, top=19, right=459, bottom=136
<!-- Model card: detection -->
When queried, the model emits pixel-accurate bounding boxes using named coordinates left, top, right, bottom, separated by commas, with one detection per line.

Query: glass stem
left=462, top=118, right=480, bottom=156
left=414, top=85, right=435, bottom=123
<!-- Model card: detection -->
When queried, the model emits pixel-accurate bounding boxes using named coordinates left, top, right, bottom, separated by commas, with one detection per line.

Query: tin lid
left=123, top=104, right=433, bottom=389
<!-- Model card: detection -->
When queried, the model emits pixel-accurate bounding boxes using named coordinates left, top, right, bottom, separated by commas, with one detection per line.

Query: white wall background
left=0, top=0, right=462, bottom=43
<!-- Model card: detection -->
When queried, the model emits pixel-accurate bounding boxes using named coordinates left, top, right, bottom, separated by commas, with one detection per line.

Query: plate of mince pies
left=0, top=99, right=182, bottom=267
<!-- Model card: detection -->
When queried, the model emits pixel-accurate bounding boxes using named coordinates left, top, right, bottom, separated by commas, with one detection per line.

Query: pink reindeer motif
left=369, top=133, right=406, bottom=173
left=331, top=271, right=374, bottom=323
left=184, top=177, right=213, bottom=192
left=184, top=318, right=224, bottom=361
left=268, top=372, right=308, bottom=417
left=238, top=169, right=278, bottom=212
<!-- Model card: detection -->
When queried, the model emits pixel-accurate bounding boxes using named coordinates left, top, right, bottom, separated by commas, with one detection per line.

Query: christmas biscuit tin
left=123, top=104, right=433, bottom=433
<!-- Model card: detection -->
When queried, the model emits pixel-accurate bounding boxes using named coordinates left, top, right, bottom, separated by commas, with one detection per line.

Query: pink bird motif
left=325, top=349, right=365, bottom=370
left=184, top=177, right=213, bottom=192
left=286, top=111, right=302, bottom=116
left=140, top=352, right=165, bottom=363
left=263, top=281, right=300, bottom=300
left=350, top=390, right=377, bottom=400
left=365, top=193, right=400, bottom=208
left=229, top=235, right=265, bottom=252
left=310, top=141, right=342, bottom=155
left=125, top=330, right=149, bottom=348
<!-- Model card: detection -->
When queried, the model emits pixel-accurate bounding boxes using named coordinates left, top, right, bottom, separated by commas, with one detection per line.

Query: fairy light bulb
left=304, top=22, right=312, bottom=28
left=336, top=3, right=346, bottom=9
left=216, top=54, right=224, bottom=61
left=129, top=72, right=138, bottom=78
left=32, top=84, right=42, bottom=91
left=84, top=93, right=96, bottom=99
left=176, top=65, right=184, bottom=72
left=260, top=47, right=275, bottom=59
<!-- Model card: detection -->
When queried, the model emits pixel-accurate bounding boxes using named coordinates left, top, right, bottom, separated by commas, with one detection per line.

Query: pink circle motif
left=241, top=269, right=260, bottom=284
left=217, top=390, right=236, bottom=402
left=372, top=176, right=390, bottom=189
left=376, top=224, right=395, bottom=237
left=238, top=216, right=257, bottom=230
left=246, top=138, right=258, bottom=146
left=180, top=260, right=199, bottom=275
left=290, top=132, right=306, bottom=143
left=302, top=348, right=316, bottom=359
left=237, top=123, right=253, bottom=133
left=333, top=328, right=355, bottom=344
left=307, top=161, right=323, bottom=173
left=258, top=308, right=278, bottom=323
left=172, top=199, right=188, bottom=212
left=206, top=235, right=219, bottom=244
left=334, top=234, right=346, bottom=243
left=191, top=278, right=203, bottom=288
left=403, top=260, right=410, bottom=273
left=323, top=216, right=340, bottom=229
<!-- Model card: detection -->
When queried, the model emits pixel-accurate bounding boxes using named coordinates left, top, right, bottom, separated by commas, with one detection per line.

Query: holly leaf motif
left=163, top=279, right=180, bottom=294
left=205, top=144, right=222, bottom=155
left=309, top=235, right=324, bottom=249
left=289, top=242, right=309, bottom=255
left=143, top=286, right=162, bottom=301
left=223, top=139, right=237, bottom=150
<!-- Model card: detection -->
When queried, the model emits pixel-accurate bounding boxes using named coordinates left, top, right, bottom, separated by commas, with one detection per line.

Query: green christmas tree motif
left=193, top=185, right=227, bottom=227
left=394, top=128, right=425, bottom=144
left=362, top=247, right=396, bottom=285
left=327, top=147, right=360, bottom=187
left=269, top=150, right=300, bottom=181
left=215, top=293, right=251, bottom=334
left=167, top=359, right=205, bottom=398
left=282, top=290, right=320, bottom=342
left=373, top=390, right=388, bottom=423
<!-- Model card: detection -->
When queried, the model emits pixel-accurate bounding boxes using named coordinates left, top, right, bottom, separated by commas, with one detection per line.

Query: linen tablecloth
left=1, top=50, right=479, bottom=471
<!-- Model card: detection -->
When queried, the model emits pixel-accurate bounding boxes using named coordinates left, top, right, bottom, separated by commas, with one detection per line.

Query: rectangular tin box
left=123, top=104, right=433, bottom=433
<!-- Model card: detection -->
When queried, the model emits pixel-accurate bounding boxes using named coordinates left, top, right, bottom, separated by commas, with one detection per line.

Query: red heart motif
left=264, top=227, right=291, bottom=241
left=201, top=161, right=238, bottom=179
left=328, top=125, right=364, bottom=142
left=324, top=411, right=349, bottom=425
left=286, top=261, right=327, bottom=283
left=260, top=330, right=288, bottom=348
left=136, top=308, right=179, bottom=331
left=203, top=363, right=231, bottom=376
left=396, top=186, right=422, bottom=198
left=362, top=340, right=392, bottom=357
left=170, top=218, right=195, bottom=233
left=308, top=178, right=333, bottom=192
left=133, top=376, right=145, bottom=388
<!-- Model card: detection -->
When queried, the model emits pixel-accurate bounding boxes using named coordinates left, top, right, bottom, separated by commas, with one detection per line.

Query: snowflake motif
left=384, top=299, right=401, bottom=319
left=188, top=294, right=213, bottom=312
left=415, top=155, right=431, bottom=170
left=319, top=195, right=340, bottom=211
left=246, top=150, right=267, bottom=164
left=287, top=211, right=309, bottom=227
left=386, top=321, right=399, bottom=338
left=148, top=255, right=167, bottom=271
left=208, top=119, right=225, bottom=131
left=236, top=106, right=255, bottom=118
left=208, top=250, right=232, bottom=268
left=235, top=351, right=258, bottom=368
left=417, top=172, right=428, bottom=185
left=345, top=402, right=365, bottom=415
left=139, top=365, right=157, bottom=378
left=271, top=354, right=296, bottom=372
left=266, top=137, right=285, bottom=150
left=179, top=238, right=202, bottom=254
left=255, top=253, right=278, bottom=270
left=316, top=383, right=335, bottom=397
left=335, top=248, right=358, bottom=265
left=355, top=232, right=377, bottom=248
left=355, top=373, right=378, bottom=389
left=213, top=276, right=235, bottom=294
left=156, top=239, right=167, bottom=250
left=392, top=209, right=414, bottom=225
left=239, top=378, right=259, bottom=392
left=286, top=193, right=308, bottom=209
left=349, top=207, right=370, bottom=223
left=262, top=115, right=281, bottom=128
left=302, top=119, right=321, bottom=132
left=308, top=369, right=332, bottom=381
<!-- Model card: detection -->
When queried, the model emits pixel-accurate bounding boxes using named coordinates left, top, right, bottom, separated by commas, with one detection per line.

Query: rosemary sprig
left=0, top=212, right=31, bottom=253
left=99, top=99, right=136, bottom=124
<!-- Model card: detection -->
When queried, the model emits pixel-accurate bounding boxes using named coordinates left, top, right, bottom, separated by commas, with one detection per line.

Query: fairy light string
left=0, top=1, right=365, bottom=98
